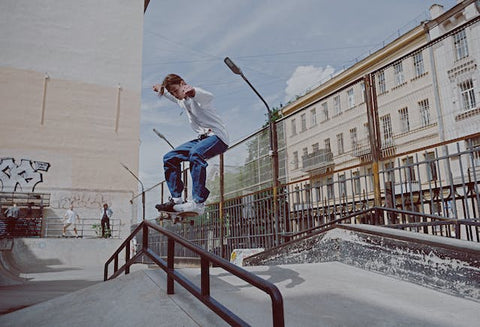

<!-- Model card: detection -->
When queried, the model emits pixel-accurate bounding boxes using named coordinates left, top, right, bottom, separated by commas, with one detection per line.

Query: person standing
left=101, top=203, right=113, bottom=238
left=63, top=204, right=80, bottom=238
left=4, top=203, right=20, bottom=237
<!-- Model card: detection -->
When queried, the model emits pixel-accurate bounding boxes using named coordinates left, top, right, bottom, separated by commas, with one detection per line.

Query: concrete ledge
left=244, top=224, right=480, bottom=301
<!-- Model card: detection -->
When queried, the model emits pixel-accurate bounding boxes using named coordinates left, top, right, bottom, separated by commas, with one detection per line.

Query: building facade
left=280, top=0, right=480, bottom=220
left=0, top=0, right=144, bottom=237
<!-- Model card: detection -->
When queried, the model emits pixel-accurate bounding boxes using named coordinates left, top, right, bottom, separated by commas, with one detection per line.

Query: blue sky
left=140, top=0, right=458, bottom=187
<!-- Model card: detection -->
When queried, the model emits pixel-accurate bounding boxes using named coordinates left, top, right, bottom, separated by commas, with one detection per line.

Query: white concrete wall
left=0, top=0, right=144, bottom=236
left=0, top=0, right=143, bottom=91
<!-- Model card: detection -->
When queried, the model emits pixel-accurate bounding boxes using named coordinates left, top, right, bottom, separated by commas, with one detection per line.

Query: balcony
left=301, top=149, right=334, bottom=173
left=394, top=181, right=420, bottom=194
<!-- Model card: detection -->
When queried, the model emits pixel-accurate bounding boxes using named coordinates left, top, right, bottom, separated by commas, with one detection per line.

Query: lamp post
left=224, top=57, right=280, bottom=246
left=153, top=128, right=175, bottom=150
left=121, top=163, right=145, bottom=221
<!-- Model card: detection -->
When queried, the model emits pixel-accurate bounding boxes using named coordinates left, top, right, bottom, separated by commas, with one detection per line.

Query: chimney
left=429, top=4, right=445, bottom=19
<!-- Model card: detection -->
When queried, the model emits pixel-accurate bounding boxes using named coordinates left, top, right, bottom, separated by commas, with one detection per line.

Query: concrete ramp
left=0, top=263, right=479, bottom=327
left=245, top=224, right=480, bottom=301
left=0, top=238, right=131, bottom=314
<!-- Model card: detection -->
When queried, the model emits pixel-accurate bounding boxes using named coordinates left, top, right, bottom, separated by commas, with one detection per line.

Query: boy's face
left=168, top=81, right=188, bottom=100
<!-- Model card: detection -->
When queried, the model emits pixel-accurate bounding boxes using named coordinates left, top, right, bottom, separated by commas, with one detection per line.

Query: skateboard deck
left=156, top=210, right=197, bottom=225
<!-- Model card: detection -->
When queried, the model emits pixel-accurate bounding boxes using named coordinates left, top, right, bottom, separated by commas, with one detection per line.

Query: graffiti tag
left=0, top=158, right=50, bottom=192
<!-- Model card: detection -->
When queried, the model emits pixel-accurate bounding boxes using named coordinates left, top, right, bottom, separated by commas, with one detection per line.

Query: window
left=402, top=156, right=416, bottom=182
left=291, top=119, right=297, bottom=136
left=350, top=128, right=358, bottom=150
left=327, top=177, right=335, bottom=199
left=418, top=99, right=431, bottom=126
left=310, top=108, right=317, bottom=126
left=337, top=133, right=344, bottom=155
left=360, top=82, right=366, bottom=103
left=338, top=174, right=346, bottom=198
left=312, top=143, right=319, bottom=152
left=398, top=107, right=410, bottom=133
left=454, top=29, right=469, bottom=61
left=347, top=88, right=355, bottom=109
left=393, top=62, right=405, bottom=86
left=459, top=79, right=476, bottom=111
left=466, top=137, right=480, bottom=166
left=324, top=138, right=331, bottom=152
left=385, top=161, right=395, bottom=183
left=367, top=168, right=373, bottom=191
left=302, top=147, right=308, bottom=157
left=425, top=152, right=438, bottom=181
left=352, top=171, right=361, bottom=195
left=300, top=113, right=307, bottom=132
left=413, top=52, right=425, bottom=77
left=380, top=114, right=393, bottom=147
left=334, top=95, right=341, bottom=115
left=292, top=151, right=299, bottom=169
left=378, top=70, right=386, bottom=94
left=321, top=102, right=329, bottom=121
left=363, top=122, right=370, bottom=140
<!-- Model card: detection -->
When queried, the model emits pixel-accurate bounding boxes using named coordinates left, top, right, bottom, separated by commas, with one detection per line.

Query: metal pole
left=224, top=57, right=280, bottom=245
left=121, top=163, right=145, bottom=221
left=364, top=74, right=382, bottom=224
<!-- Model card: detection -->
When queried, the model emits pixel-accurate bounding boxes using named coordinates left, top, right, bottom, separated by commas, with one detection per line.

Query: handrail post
left=201, top=257, right=210, bottom=297
left=125, top=241, right=131, bottom=275
left=167, top=238, right=175, bottom=294
left=142, top=222, right=148, bottom=251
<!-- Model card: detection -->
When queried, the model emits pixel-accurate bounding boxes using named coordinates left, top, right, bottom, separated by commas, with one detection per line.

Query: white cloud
left=284, top=65, right=336, bottom=103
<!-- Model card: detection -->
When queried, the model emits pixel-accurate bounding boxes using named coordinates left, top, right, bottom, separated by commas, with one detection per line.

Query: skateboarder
left=153, top=74, right=229, bottom=215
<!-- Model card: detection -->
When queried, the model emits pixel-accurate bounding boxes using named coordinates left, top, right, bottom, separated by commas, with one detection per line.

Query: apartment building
left=280, top=1, right=480, bottom=218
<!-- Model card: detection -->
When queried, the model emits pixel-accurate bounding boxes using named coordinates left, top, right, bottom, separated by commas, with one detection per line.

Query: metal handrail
left=104, top=220, right=285, bottom=327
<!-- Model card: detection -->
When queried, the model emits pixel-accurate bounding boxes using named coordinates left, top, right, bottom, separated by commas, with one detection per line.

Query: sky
left=140, top=0, right=458, bottom=188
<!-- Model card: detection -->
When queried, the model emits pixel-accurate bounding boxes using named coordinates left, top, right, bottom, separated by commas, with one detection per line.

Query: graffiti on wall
left=0, top=158, right=50, bottom=192
left=55, top=191, right=110, bottom=209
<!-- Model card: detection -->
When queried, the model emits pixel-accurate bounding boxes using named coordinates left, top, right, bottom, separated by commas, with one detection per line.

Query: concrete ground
left=0, top=262, right=479, bottom=327
left=0, top=237, right=147, bottom=314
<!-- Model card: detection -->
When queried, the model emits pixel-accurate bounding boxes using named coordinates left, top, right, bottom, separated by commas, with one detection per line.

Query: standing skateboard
left=156, top=210, right=197, bottom=225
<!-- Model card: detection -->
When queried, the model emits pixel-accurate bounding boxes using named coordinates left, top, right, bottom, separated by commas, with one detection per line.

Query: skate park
left=2, top=0, right=480, bottom=326
left=0, top=220, right=479, bottom=326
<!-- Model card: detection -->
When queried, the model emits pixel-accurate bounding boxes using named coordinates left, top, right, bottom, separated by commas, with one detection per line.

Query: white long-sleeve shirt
left=162, top=87, right=229, bottom=145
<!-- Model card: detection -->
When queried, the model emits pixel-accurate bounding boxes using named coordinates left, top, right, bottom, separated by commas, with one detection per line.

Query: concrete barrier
left=244, top=224, right=480, bottom=301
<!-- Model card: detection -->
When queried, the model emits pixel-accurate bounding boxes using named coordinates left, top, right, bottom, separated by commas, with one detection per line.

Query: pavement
left=0, top=261, right=479, bottom=327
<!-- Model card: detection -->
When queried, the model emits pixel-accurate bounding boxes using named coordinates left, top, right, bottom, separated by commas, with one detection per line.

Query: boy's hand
left=183, top=84, right=195, bottom=98
left=153, top=84, right=161, bottom=93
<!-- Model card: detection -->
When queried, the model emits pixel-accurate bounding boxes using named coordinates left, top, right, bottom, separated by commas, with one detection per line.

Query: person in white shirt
left=63, top=204, right=80, bottom=238
left=153, top=74, right=229, bottom=215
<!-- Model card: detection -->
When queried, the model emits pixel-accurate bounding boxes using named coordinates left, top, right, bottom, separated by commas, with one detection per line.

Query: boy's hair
left=159, top=74, right=184, bottom=95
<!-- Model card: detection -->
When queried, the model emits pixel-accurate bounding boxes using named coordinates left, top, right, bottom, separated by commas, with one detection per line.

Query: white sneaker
left=173, top=201, right=205, bottom=215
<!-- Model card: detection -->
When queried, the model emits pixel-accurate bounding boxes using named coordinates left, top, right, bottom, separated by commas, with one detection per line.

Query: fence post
left=219, top=153, right=225, bottom=258
left=365, top=74, right=382, bottom=224
left=270, top=120, right=280, bottom=246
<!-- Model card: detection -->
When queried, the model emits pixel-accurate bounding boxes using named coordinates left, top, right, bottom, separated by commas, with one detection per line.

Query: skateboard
left=156, top=210, right=197, bottom=225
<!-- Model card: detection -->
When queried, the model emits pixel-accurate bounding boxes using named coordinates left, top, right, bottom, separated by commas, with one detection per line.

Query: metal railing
left=104, top=220, right=284, bottom=327
left=43, top=217, right=122, bottom=238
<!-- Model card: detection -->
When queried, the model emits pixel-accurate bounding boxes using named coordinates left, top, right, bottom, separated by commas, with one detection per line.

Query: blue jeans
left=163, top=135, right=228, bottom=203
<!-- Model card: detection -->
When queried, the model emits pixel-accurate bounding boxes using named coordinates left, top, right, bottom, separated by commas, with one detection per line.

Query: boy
left=153, top=74, right=229, bottom=215
left=63, top=204, right=80, bottom=238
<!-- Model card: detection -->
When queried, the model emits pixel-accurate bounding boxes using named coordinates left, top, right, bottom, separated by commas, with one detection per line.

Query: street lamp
left=224, top=56, right=280, bottom=245
left=120, top=163, right=145, bottom=221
